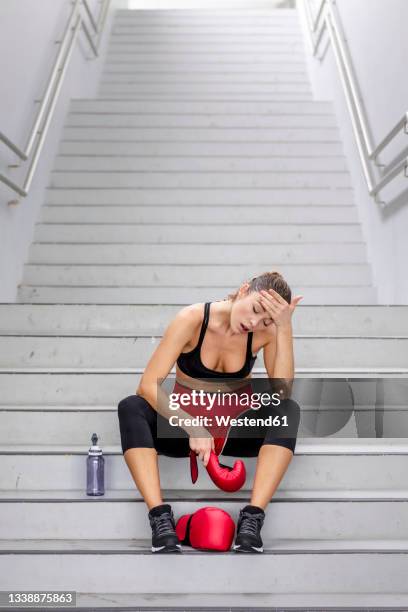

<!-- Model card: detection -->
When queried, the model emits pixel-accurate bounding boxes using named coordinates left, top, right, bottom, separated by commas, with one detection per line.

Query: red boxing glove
left=176, top=506, right=235, bottom=551
left=190, top=449, right=246, bottom=492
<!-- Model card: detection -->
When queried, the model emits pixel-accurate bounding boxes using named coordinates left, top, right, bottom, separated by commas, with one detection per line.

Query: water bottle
left=86, top=433, right=105, bottom=496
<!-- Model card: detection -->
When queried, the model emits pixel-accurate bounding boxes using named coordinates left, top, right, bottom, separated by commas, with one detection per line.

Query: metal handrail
left=300, top=0, right=408, bottom=207
left=0, top=0, right=110, bottom=203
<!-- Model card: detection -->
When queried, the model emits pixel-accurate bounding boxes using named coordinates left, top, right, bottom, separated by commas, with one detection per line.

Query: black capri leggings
left=117, top=394, right=300, bottom=457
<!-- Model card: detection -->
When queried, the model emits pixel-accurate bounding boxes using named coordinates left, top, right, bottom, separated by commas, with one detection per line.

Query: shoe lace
left=152, top=512, right=175, bottom=536
left=239, top=511, right=263, bottom=537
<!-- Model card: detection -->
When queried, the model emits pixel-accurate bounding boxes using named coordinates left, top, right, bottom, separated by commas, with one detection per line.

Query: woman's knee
left=262, top=398, right=300, bottom=454
left=280, top=397, right=301, bottom=433
left=117, top=394, right=157, bottom=454
left=118, top=394, right=154, bottom=423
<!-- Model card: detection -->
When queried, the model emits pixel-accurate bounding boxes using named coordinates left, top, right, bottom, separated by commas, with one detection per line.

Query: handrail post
left=0, top=0, right=111, bottom=201
left=300, top=0, right=408, bottom=206
left=23, top=1, right=81, bottom=159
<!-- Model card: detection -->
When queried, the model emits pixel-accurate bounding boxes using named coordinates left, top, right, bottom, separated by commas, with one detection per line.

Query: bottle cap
left=88, top=432, right=102, bottom=456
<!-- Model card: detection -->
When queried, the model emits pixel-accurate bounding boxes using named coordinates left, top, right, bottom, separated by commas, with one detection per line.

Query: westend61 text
left=168, top=414, right=289, bottom=428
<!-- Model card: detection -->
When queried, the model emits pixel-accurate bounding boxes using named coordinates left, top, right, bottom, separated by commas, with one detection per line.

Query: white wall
left=0, top=0, right=124, bottom=302
left=298, top=0, right=408, bottom=304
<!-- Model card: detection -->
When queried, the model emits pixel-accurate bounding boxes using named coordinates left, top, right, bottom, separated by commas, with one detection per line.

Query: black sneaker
left=148, top=503, right=182, bottom=553
left=233, top=504, right=265, bottom=553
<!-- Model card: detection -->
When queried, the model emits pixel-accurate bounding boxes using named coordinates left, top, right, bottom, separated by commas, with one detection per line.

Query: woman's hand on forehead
left=259, top=288, right=303, bottom=327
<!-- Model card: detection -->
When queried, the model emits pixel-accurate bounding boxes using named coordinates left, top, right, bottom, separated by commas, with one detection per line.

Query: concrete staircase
left=18, top=8, right=376, bottom=306
left=2, top=7, right=408, bottom=611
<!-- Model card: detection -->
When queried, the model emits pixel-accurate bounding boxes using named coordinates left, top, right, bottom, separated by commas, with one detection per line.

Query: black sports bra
left=176, top=302, right=257, bottom=379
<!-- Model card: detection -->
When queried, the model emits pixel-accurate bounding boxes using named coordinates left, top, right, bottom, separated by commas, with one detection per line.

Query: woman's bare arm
left=136, top=306, right=211, bottom=439
left=272, top=324, right=294, bottom=379
left=260, top=286, right=302, bottom=397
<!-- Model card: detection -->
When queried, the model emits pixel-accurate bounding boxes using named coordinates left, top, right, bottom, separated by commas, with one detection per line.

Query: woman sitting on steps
left=117, top=271, right=302, bottom=553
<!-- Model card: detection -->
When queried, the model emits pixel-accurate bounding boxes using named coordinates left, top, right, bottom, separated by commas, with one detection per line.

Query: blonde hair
left=226, top=271, right=292, bottom=304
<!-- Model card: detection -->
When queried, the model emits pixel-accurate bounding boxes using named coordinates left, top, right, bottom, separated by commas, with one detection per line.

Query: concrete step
left=107, top=37, right=305, bottom=46
left=0, top=373, right=141, bottom=404
left=65, top=113, right=339, bottom=128
left=69, top=98, right=331, bottom=113
left=107, top=50, right=306, bottom=61
left=97, top=90, right=315, bottom=100
left=17, top=285, right=378, bottom=305
left=111, top=13, right=300, bottom=22
left=98, top=82, right=313, bottom=96
left=114, top=9, right=300, bottom=18
left=40, top=204, right=359, bottom=224
left=110, top=15, right=302, bottom=23
left=104, top=59, right=308, bottom=71
left=110, top=24, right=303, bottom=34
left=2, top=443, right=408, bottom=490
left=58, top=141, right=346, bottom=156
left=111, top=17, right=302, bottom=24
left=22, top=263, right=371, bottom=286
left=100, top=73, right=310, bottom=85
left=1, top=541, right=408, bottom=595
left=0, top=396, right=404, bottom=445
left=44, top=188, right=354, bottom=206
left=53, top=155, right=346, bottom=171
left=0, top=305, right=406, bottom=336
left=110, top=27, right=302, bottom=37
left=113, top=16, right=300, bottom=22
left=62, top=126, right=339, bottom=142
left=0, top=371, right=402, bottom=406
left=68, top=99, right=333, bottom=113
left=110, top=27, right=303, bottom=36
left=107, top=42, right=305, bottom=54
left=26, top=243, right=367, bottom=264
left=49, top=170, right=351, bottom=189
left=63, top=114, right=339, bottom=134
left=109, top=12, right=302, bottom=24
left=2, top=492, right=408, bottom=540
left=32, top=223, right=363, bottom=243
left=112, top=19, right=302, bottom=28
left=0, top=335, right=404, bottom=369
left=4, top=591, right=404, bottom=610
left=0, top=379, right=360, bottom=448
